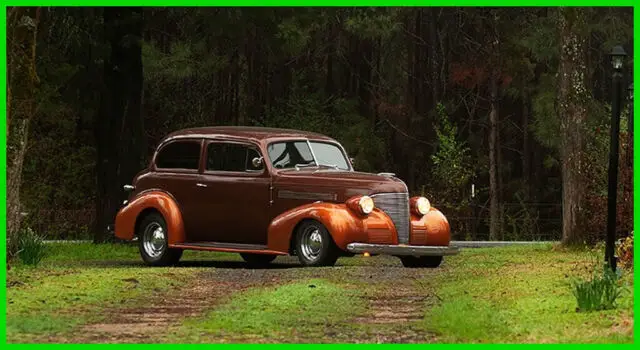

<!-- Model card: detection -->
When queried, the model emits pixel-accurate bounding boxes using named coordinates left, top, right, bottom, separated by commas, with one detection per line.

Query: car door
left=150, top=138, right=204, bottom=241
left=192, top=140, right=271, bottom=244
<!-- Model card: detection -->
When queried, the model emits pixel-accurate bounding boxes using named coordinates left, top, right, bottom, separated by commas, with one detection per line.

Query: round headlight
left=416, top=197, right=431, bottom=215
left=358, top=196, right=375, bottom=214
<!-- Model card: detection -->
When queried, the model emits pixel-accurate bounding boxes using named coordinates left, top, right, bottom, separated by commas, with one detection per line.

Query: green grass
left=6, top=242, right=234, bottom=342
left=38, top=242, right=235, bottom=265
left=6, top=242, right=634, bottom=343
left=171, top=279, right=365, bottom=343
left=419, top=244, right=634, bottom=343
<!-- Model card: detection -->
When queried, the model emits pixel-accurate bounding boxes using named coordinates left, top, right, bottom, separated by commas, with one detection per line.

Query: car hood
left=274, top=169, right=408, bottom=200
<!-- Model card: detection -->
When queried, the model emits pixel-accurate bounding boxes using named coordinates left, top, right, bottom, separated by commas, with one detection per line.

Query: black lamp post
left=605, top=45, right=627, bottom=272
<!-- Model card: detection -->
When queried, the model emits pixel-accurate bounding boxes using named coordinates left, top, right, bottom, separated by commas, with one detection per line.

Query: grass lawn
left=418, top=244, right=634, bottom=343
left=6, top=243, right=224, bottom=342
left=5, top=242, right=634, bottom=343
left=171, top=279, right=366, bottom=343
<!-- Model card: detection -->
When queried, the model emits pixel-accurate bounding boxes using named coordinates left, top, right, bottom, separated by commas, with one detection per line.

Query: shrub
left=572, top=266, right=622, bottom=312
left=617, top=231, right=633, bottom=269
left=17, top=227, right=47, bottom=266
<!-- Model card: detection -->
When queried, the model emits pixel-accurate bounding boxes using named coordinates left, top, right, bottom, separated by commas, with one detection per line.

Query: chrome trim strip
left=306, top=139, right=319, bottom=167
left=277, top=190, right=337, bottom=201
left=346, top=243, right=459, bottom=256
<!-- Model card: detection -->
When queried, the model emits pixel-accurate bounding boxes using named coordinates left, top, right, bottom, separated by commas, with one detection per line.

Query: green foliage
left=259, top=95, right=386, bottom=173
left=504, top=194, right=541, bottom=240
left=277, top=17, right=313, bottom=56
left=430, top=103, right=472, bottom=205
left=16, top=7, right=634, bottom=242
left=531, top=73, right=560, bottom=150
left=17, top=227, right=46, bottom=266
left=344, top=8, right=402, bottom=40
left=572, top=267, right=623, bottom=312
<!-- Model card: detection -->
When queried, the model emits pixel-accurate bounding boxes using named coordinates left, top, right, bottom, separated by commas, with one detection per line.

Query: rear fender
left=114, top=190, right=186, bottom=245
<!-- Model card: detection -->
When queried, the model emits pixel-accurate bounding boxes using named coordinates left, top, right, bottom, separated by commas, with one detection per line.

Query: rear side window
left=206, top=143, right=264, bottom=172
left=155, top=140, right=201, bottom=170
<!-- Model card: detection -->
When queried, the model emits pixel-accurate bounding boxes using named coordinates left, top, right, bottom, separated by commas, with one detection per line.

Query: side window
left=206, top=143, right=264, bottom=172
left=155, top=140, right=201, bottom=170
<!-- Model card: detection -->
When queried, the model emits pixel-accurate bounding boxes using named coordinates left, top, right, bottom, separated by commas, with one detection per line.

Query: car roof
left=162, top=126, right=336, bottom=143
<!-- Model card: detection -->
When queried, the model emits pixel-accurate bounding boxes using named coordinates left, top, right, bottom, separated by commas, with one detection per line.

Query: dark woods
left=5, top=7, right=633, bottom=252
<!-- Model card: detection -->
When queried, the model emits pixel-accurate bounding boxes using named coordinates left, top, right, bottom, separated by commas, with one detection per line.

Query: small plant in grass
left=17, top=227, right=47, bottom=266
left=617, top=231, right=633, bottom=270
left=572, top=265, right=622, bottom=312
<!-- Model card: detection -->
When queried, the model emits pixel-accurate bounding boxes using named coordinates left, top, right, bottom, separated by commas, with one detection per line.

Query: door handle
left=196, top=183, right=207, bottom=188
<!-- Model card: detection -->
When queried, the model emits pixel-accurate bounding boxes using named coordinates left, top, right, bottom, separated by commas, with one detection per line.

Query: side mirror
left=252, top=157, right=264, bottom=168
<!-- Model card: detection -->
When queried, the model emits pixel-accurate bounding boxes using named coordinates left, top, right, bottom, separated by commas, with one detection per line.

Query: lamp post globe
left=610, top=45, right=627, bottom=70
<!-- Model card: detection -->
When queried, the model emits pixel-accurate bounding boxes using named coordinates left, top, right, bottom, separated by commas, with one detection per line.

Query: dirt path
left=44, top=256, right=442, bottom=343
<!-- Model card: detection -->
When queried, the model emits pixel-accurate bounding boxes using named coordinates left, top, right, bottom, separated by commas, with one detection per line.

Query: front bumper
left=346, top=243, right=459, bottom=256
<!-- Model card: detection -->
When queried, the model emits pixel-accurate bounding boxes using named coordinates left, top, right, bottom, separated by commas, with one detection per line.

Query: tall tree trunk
left=557, top=8, right=588, bottom=245
left=94, top=7, right=145, bottom=243
left=489, top=71, right=500, bottom=241
left=522, top=84, right=531, bottom=201
left=6, top=7, right=41, bottom=262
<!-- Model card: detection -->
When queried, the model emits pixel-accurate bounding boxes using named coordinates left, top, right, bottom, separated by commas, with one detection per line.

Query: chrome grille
left=371, top=192, right=410, bottom=244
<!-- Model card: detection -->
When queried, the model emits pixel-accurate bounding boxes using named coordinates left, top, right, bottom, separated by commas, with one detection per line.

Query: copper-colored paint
left=114, top=126, right=454, bottom=259
left=267, top=202, right=367, bottom=252
left=409, top=196, right=421, bottom=216
left=115, top=190, right=186, bottom=245
left=410, top=208, right=450, bottom=246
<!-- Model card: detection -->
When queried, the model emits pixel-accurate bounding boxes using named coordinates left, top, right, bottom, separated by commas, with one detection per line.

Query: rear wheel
left=138, top=212, right=183, bottom=266
left=399, top=255, right=443, bottom=268
left=240, top=253, right=277, bottom=266
left=295, top=220, right=339, bottom=267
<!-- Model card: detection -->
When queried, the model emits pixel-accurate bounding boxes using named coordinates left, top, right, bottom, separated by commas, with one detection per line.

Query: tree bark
left=94, top=7, right=145, bottom=243
left=6, top=7, right=41, bottom=261
left=488, top=10, right=501, bottom=241
left=489, top=71, right=500, bottom=241
left=557, top=8, right=588, bottom=245
left=522, top=83, right=531, bottom=200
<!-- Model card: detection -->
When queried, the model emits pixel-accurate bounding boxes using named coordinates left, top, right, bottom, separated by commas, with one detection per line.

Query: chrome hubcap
left=143, top=222, right=165, bottom=258
left=300, top=226, right=323, bottom=261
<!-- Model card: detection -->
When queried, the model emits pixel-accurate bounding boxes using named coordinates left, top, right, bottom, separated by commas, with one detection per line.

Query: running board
left=169, top=242, right=287, bottom=255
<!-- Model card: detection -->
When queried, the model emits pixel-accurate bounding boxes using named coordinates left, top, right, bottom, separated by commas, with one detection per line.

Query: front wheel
left=399, top=255, right=443, bottom=268
left=295, top=220, right=339, bottom=267
left=138, top=212, right=183, bottom=266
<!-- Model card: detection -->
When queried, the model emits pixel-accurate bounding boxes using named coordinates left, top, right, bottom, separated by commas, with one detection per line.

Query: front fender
left=267, top=202, right=396, bottom=252
left=114, top=190, right=186, bottom=245
left=410, top=208, right=451, bottom=246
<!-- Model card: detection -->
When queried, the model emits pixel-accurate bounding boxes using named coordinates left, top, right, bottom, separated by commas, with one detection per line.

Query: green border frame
left=0, top=2, right=637, bottom=347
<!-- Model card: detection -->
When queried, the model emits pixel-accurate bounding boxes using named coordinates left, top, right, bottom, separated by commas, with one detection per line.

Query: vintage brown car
left=114, top=126, right=458, bottom=267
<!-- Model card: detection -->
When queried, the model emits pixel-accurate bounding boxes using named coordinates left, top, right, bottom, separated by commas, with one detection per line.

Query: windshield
left=267, top=140, right=351, bottom=171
